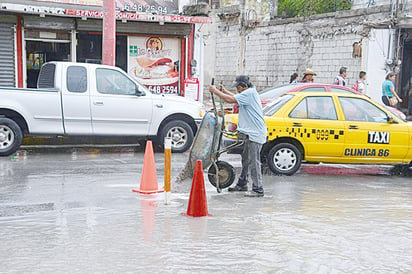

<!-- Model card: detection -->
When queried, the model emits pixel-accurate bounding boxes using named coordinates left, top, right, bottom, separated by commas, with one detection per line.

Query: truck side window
left=67, top=66, right=87, bottom=93
left=96, top=68, right=137, bottom=95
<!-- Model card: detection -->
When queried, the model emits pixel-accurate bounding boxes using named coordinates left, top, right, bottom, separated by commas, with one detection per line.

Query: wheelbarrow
left=187, top=80, right=244, bottom=193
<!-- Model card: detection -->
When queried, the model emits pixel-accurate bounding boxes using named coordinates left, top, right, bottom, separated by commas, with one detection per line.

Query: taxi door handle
left=349, top=125, right=359, bottom=129
left=293, top=122, right=302, bottom=127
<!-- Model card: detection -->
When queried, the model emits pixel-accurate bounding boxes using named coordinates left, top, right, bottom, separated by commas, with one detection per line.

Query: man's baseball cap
left=231, top=75, right=250, bottom=87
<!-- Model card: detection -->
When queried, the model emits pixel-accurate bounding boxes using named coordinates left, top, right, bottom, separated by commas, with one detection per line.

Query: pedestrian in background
left=334, top=66, right=348, bottom=86
left=301, top=68, right=316, bottom=83
left=290, top=72, right=299, bottom=83
left=209, top=75, right=267, bottom=197
left=382, top=72, right=402, bottom=107
left=352, top=71, right=367, bottom=94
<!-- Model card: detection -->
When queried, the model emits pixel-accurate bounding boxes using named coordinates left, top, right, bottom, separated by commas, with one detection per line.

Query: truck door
left=61, top=65, right=93, bottom=134
left=90, top=67, right=153, bottom=136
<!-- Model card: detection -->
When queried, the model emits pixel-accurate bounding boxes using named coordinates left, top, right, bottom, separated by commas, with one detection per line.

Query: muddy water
left=0, top=149, right=411, bottom=273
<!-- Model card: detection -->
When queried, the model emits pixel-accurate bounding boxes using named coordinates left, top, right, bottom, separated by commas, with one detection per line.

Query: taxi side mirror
left=387, top=116, right=394, bottom=124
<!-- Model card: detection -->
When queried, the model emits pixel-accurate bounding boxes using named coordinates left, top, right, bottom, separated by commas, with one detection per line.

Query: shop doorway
left=400, top=42, right=412, bottom=116
left=25, top=41, right=70, bottom=88
left=76, top=33, right=127, bottom=72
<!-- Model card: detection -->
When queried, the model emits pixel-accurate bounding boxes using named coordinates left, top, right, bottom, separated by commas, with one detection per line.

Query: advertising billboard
left=128, top=36, right=180, bottom=94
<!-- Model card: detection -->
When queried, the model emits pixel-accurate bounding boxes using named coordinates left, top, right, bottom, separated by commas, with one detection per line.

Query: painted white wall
left=197, top=12, right=217, bottom=100
left=193, top=28, right=204, bottom=102
left=366, top=28, right=390, bottom=103
left=179, top=0, right=191, bottom=13
left=351, top=0, right=391, bottom=9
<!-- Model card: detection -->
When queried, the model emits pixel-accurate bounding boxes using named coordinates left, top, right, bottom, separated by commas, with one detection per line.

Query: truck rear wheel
left=160, top=120, right=193, bottom=153
left=0, top=118, right=23, bottom=157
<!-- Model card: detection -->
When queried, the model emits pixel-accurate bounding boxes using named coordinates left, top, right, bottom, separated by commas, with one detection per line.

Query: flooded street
left=0, top=147, right=411, bottom=273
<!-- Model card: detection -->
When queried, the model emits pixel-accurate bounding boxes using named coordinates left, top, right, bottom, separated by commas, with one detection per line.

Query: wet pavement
left=0, top=146, right=411, bottom=273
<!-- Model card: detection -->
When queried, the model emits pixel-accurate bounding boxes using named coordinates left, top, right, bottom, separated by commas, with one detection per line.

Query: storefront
left=23, top=16, right=74, bottom=87
left=0, top=1, right=211, bottom=100
left=399, top=28, right=412, bottom=116
left=75, top=18, right=194, bottom=95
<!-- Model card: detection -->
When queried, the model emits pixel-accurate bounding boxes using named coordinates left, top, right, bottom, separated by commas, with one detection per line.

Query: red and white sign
left=184, top=78, right=200, bottom=101
left=65, top=9, right=212, bottom=23
left=0, top=3, right=212, bottom=24
left=33, top=0, right=102, bottom=5
left=33, top=0, right=179, bottom=15
left=128, top=36, right=180, bottom=94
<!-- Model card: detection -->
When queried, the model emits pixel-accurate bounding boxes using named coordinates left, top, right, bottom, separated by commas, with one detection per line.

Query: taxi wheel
left=267, top=143, right=302, bottom=176
left=208, top=161, right=236, bottom=189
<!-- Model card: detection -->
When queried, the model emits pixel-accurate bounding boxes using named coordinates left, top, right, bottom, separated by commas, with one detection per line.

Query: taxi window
left=300, top=87, right=326, bottom=92
left=263, top=94, right=294, bottom=116
left=259, top=85, right=296, bottom=100
left=330, top=87, right=354, bottom=94
left=290, top=96, right=337, bottom=120
left=339, top=97, right=388, bottom=123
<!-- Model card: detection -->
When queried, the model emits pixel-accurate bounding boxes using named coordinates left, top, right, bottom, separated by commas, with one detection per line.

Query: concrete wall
left=352, top=0, right=391, bottom=9
left=202, top=5, right=392, bottom=98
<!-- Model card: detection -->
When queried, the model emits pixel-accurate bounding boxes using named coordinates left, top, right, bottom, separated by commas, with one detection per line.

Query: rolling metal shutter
left=0, top=23, right=15, bottom=87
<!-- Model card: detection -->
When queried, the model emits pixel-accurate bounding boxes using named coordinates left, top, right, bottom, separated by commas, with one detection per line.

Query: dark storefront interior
left=26, top=33, right=128, bottom=88
left=400, top=41, right=412, bottom=116
left=26, top=41, right=70, bottom=88
left=76, top=33, right=127, bottom=72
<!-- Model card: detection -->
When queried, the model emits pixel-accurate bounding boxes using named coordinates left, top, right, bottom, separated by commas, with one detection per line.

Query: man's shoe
left=244, top=191, right=264, bottom=197
left=228, top=185, right=248, bottom=192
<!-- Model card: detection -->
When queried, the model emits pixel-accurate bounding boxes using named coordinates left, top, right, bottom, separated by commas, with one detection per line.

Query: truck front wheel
left=160, top=120, right=193, bottom=153
left=0, top=118, right=23, bottom=157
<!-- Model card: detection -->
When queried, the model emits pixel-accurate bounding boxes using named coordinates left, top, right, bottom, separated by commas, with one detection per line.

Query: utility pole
left=102, top=0, right=116, bottom=66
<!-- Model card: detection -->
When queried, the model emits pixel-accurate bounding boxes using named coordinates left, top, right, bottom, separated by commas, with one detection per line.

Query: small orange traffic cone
left=133, top=140, right=164, bottom=194
left=185, top=160, right=210, bottom=217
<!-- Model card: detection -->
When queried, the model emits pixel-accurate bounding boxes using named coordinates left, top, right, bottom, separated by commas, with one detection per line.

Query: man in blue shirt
left=209, top=75, right=267, bottom=197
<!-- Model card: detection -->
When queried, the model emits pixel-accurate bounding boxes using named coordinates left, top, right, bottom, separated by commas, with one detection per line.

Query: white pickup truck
left=0, top=62, right=205, bottom=156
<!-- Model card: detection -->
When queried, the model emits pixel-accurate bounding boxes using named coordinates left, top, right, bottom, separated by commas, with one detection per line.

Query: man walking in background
left=335, top=66, right=348, bottom=86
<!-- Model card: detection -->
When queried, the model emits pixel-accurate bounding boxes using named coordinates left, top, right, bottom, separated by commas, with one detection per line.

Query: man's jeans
left=237, top=133, right=264, bottom=193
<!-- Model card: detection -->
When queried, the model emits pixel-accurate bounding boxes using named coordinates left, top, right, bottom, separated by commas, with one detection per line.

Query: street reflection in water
left=0, top=148, right=411, bottom=273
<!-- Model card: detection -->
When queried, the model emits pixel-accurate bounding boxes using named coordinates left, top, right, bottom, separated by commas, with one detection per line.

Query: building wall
left=351, top=0, right=391, bottom=9
left=206, top=5, right=393, bottom=102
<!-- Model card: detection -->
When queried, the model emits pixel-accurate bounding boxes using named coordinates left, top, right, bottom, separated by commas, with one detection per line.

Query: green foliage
left=278, top=0, right=352, bottom=18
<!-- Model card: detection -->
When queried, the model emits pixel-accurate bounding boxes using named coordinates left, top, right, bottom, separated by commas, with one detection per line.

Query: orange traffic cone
left=133, top=140, right=164, bottom=194
left=185, top=160, right=210, bottom=217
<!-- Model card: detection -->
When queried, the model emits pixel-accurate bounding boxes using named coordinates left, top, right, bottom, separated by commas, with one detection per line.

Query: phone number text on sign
left=147, top=85, right=179, bottom=94
left=118, top=3, right=168, bottom=15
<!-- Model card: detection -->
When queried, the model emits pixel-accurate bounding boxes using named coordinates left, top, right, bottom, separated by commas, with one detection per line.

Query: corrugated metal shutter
left=0, top=23, right=15, bottom=87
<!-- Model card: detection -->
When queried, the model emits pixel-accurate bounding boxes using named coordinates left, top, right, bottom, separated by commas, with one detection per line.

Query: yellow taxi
left=225, top=91, right=412, bottom=175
